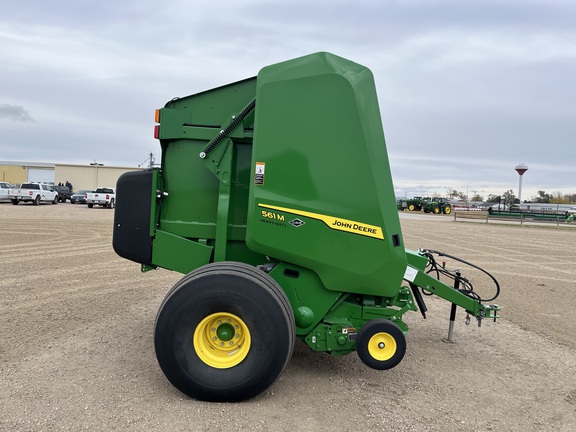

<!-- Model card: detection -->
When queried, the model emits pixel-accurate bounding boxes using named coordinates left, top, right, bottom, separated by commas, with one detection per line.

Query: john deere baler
left=113, top=52, right=500, bottom=402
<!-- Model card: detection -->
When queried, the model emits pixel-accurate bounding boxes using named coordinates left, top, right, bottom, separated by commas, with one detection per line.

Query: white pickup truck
left=0, top=181, right=17, bottom=202
left=86, top=187, right=116, bottom=208
left=8, top=182, right=59, bottom=205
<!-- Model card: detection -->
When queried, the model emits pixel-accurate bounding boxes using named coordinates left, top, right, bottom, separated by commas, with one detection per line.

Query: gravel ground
left=0, top=203, right=575, bottom=431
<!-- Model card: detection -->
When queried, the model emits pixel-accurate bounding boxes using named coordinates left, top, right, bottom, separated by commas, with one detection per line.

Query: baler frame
left=113, top=52, right=500, bottom=402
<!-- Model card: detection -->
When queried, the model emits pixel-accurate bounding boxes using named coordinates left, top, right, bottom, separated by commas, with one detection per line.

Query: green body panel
left=155, top=78, right=263, bottom=265
left=267, top=263, right=342, bottom=335
left=247, top=52, right=406, bottom=297
left=152, top=229, right=213, bottom=274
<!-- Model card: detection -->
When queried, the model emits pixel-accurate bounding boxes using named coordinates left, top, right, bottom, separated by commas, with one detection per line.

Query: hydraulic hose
left=420, top=249, right=501, bottom=303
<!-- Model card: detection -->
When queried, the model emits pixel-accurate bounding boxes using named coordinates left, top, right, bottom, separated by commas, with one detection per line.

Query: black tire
left=11, top=199, right=18, bottom=205
left=87, top=203, right=93, bottom=208
left=154, top=262, right=295, bottom=402
left=52, top=195, right=58, bottom=204
left=443, top=205, right=452, bottom=215
left=34, top=195, right=40, bottom=206
left=109, top=199, right=115, bottom=209
left=356, top=319, right=406, bottom=370
left=70, top=200, right=75, bottom=204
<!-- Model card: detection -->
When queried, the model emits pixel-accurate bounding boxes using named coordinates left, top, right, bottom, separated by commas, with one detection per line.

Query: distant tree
left=502, top=190, right=516, bottom=206
left=486, top=194, right=500, bottom=203
left=529, top=190, right=576, bottom=204
left=471, top=193, right=484, bottom=202
left=551, top=191, right=571, bottom=204
left=533, top=190, right=551, bottom=203
left=447, top=189, right=468, bottom=200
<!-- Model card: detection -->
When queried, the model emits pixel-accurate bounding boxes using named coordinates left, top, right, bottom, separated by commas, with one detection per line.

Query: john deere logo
left=289, top=218, right=305, bottom=227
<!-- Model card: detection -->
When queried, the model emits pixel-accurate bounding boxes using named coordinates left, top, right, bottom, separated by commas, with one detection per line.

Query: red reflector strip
left=106, top=195, right=110, bottom=200
left=29, top=191, right=33, bottom=195
left=154, top=125, right=160, bottom=139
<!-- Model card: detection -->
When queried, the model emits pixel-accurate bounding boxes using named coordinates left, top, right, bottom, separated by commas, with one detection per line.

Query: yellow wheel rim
left=408, top=205, right=415, bottom=211
left=193, top=312, right=251, bottom=369
left=433, top=207, right=440, bottom=214
left=445, top=207, right=451, bottom=214
left=367, top=332, right=397, bottom=361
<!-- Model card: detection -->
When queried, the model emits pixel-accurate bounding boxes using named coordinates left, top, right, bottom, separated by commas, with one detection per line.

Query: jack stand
left=443, top=269, right=461, bottom=343
left=443, top=303, right=457, bottom=343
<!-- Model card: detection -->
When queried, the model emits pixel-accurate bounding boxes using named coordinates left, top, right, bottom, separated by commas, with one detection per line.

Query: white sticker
left=403, top=266, right=418, bottom=282
left=254, top=162, right=265, bottom=185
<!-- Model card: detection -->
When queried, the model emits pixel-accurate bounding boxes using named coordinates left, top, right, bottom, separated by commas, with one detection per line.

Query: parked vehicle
left=86, top=187, right=116, bottom=208
left=0, top=182, right=17, bottom=202
left=406, top=196, right=431, bottom=211
left=8, top=182, right=59, bottom=205
left=70, top=189, right=91, bottom=204
left=52, top=185, right=73, bottom=202
left=424, top=197, right=452, bottom=214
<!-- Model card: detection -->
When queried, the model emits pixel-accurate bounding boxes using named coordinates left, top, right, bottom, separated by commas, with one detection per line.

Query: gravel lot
left=1, top=203, right=575, bottom=431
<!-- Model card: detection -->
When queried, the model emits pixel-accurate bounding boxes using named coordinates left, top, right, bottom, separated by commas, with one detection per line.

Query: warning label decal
left=254, top=162, right=265, bottom=185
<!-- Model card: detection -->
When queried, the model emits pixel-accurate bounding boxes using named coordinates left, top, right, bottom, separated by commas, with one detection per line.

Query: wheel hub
left=216, top=323, right=235, bottom=342
left=193, top=312, right=251, bottom=369
left=367, top=332, right=397, bottom=361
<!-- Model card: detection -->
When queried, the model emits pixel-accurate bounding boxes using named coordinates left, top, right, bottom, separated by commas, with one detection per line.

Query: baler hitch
left=415, top=249, right=501, bottom=340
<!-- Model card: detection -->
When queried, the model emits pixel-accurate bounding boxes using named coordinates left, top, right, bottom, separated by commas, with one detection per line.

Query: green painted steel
left=114, top=52, right=500, bottom=366
left=489, top=209, right=571, bottom=221
left=155, top=77, right=264, bottom=265
left=247, top=52, right=406, bottom=298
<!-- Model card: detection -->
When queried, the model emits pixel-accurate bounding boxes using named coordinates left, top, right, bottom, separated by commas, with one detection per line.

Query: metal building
left=0, top=161, right=143, bottom=191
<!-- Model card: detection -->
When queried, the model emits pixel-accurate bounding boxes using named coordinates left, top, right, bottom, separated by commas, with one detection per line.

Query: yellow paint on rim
left=193, top=312, right=251, bottom=369
left=367, top=332, right=397, bottom=361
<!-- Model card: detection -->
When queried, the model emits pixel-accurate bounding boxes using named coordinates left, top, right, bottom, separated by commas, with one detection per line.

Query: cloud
left=0, top=1, right=573, bottom=197
left=0, top=104, right=35, bottom=122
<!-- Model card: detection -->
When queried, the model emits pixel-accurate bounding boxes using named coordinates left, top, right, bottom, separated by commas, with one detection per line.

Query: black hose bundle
left=419, top=249, right=501, bottom=303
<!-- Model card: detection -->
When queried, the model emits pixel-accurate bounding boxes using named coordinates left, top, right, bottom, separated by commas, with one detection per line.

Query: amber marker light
left=154, top=109, right=161, bottom=138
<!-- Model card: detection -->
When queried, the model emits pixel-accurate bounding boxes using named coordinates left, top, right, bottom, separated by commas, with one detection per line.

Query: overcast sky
left=1, top=0, right=574, bottom=199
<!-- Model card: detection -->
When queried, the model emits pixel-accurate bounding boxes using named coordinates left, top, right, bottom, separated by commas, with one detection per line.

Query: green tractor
left=424, top=197, right=453, bottom=214
left=405, top=196, right=429, bottom=211
left=113, top=52, right=499, bottom=402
